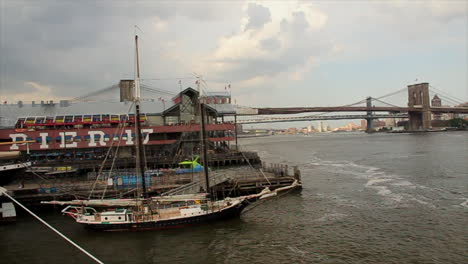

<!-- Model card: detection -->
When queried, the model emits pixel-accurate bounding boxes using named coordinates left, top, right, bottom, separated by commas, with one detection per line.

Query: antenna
left=193, top=73, right=202, bottom=94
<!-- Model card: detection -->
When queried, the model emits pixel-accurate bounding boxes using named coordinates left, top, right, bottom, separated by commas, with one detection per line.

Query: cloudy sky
left=0, top=0, right=467, bottom=109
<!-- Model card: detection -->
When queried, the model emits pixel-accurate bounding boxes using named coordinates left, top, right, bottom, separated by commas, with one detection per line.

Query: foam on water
left=303, top=156, right=437, bottom=207
left=262, top=147, right=467, bottom=210
left=459, top=198, right=468, bottom=208
left=315, top=213, right=348, bottom=222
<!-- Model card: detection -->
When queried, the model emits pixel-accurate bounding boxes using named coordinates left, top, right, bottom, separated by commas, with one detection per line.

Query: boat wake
left=303, top=156, right=468, bottom=209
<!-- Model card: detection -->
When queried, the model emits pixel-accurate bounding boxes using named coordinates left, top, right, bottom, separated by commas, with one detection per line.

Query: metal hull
left=0, top=162, right=31, bottom=186
left=82, top=200, right=249, bottom=231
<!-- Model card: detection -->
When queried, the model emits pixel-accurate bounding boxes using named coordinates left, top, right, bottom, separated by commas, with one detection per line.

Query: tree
left=448, top=118, right=467, bottom=128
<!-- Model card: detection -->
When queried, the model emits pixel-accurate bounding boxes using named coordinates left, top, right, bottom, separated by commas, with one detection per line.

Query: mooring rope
left=0, top=187, right=104, bottom=264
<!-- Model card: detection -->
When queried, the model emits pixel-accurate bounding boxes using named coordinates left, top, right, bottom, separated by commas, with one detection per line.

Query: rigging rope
left=101, top=121, right=128, bottom=199
left=0, top=187, right=104, bottom=264
left=88, top=102, right=135, bottom=199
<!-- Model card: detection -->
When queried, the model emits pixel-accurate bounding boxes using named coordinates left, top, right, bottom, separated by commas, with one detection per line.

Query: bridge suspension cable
left=429, top=85, right=464, bottom=105
left=141, top=77, right=196, bottom=81
left=140, top=84, right=177, bottom=97
left=297, top=98, right=369, bottom=118
left=70, top=84, right=119, bottom=102
left=370, top=97, right=401, bottom=108
left=373, top=87, right=407, bottom=100
left=429, top=92, right=462, bottom=106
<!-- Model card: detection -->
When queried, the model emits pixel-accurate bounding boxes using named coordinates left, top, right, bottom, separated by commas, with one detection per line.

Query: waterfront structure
left=317, top=121, right=323, bottom=132
left=384, top=118, right=396, bottom=128
left=0, top=85, right=242, bottom=172
left=40, top=35, right=302, bottom=231
left=285, top=127, right=298, bottom=134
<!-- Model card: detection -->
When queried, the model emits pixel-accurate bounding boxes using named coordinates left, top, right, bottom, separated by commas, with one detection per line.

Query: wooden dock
left=3, top=163, right=301, bottom=207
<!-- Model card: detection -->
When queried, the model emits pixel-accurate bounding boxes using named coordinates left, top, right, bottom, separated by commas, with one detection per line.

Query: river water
left=1, top=132, right=467, bottom=263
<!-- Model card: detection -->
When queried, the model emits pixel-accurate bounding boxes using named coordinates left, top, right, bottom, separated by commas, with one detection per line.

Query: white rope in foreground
left=0, top=187, right=104, bottom=264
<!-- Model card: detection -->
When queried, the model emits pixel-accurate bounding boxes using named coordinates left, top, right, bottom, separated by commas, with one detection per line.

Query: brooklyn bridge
left=1, top=82, right=466, bottom=132
left=235, top=82, right=467, bottom=131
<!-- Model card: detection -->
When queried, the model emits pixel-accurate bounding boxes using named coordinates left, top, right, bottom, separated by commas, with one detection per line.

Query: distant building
left=384, top=118, right=396, bottom=127
left=373, top=119, right=386, bottom=128
left=346, top=122, right=359, bottom=131
left=286, top=127, right=298, bottom=134
left=455, top=102, right=468, bottom=119
left=317, top=121, right=323, bottom=132
left=236, top=124, right=243, bottom=134
left=431, top=95, right=442, bottom=120
left=431, top=95, right=442, bottom=107
left=360, top=120, right=367, bottom=129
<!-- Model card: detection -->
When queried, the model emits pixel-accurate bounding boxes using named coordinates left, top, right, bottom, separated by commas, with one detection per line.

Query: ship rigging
left=41, top=35, right=301, bottom=231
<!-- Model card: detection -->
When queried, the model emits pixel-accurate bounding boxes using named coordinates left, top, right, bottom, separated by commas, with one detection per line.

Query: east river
left=1, top=132, right=467, bottom=263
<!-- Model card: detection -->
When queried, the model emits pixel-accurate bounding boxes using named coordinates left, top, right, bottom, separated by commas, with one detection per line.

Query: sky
left=1, top=0, right=467, bottom=123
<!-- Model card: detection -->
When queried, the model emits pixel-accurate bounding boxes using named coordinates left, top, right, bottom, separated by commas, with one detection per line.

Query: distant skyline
left=1, top=0, right=467, bottom=114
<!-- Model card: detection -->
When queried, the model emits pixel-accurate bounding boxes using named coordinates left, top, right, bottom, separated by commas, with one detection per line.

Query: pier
left=3, top=162, right=300, bottom=207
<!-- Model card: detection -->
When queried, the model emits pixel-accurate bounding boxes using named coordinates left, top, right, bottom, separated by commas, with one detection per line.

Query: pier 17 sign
left=5, top=128, right=154, bottom=151
left=0, top=123, right=235, bottom=151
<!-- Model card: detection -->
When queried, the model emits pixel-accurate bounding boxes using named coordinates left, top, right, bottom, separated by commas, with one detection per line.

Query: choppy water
left=1, top=132, right=467, bottom=263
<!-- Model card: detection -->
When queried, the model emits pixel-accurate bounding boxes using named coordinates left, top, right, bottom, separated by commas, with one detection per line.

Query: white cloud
left=1, top=0, right=465, bottom=107
left=0, top=81, right=69, bottom=102
left=199, top=1, right=331, bottom=86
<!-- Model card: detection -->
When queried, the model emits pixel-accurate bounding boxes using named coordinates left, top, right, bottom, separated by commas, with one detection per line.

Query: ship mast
left=199, top=102, right=210, bottom=194
left=134, top=35, right=147, bottom=198
left=196, top=76, right=210, bottom=196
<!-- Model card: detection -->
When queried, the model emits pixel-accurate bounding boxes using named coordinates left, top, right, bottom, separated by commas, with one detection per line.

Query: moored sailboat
left=42, top=35, right=301, bottom=231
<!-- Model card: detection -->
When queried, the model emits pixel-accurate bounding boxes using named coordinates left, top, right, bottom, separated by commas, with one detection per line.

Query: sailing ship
left=0, top=148, right=32, bottom=186
left=43, top=35, right=301, bottom=231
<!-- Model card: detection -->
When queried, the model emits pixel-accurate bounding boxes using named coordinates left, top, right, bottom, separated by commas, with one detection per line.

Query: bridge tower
left=407, top=83, right=431, bottom=130
left=365, top=97, right=373, bottom=132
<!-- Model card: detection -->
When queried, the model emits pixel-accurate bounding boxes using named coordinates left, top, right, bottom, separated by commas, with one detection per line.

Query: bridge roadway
left=250, top=106, right=468, bottom=115
left=238, top=114, right=408, bottom=124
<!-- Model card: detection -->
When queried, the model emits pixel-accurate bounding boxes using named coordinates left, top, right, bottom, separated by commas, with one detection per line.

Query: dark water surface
left=1, top=132, right=467, bottom=263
